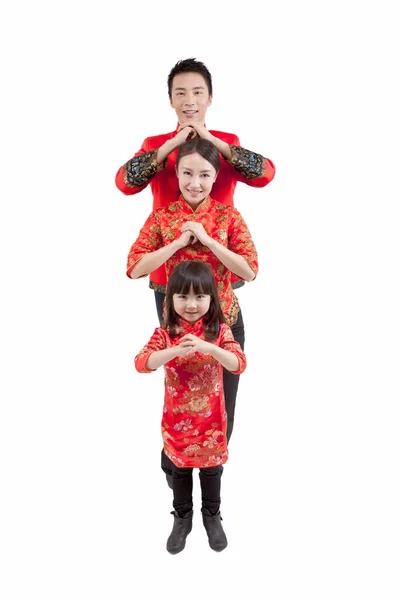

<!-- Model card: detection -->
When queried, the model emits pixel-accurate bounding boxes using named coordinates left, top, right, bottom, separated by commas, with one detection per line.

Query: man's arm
left=116, top=128, right=198, bottom=196
left=156, top=127, right=197, bottom=163
left=115, top=138, right=166, bottom=196
left=227, top=144, right=275, bottom=187
left=180, top=123, right=276, bottom=188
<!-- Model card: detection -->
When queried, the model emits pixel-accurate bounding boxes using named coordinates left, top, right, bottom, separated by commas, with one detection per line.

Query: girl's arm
left=219, top=325, right=247, bottom=375
left=142, top=338, right=200, bottom=370
left=207, top=343, right=239, bottom=372
left=146, top=346, right=181, bottom=370
left=135, top=328, right=167, bottom=373
left=179, top=332, right=245, bottom=373
left=135, top=329, right=198, bottom=372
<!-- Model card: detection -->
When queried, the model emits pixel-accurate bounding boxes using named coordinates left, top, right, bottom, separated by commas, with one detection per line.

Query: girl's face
left=176, top=152, right=217, bottom=208
left=173, top=285, right=211, bottom=323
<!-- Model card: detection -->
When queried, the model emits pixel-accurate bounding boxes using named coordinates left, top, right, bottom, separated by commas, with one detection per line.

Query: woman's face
left=176, top=152, right=217, bottom=207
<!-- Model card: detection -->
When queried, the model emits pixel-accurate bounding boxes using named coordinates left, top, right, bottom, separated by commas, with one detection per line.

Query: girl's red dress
left=135, top=318, right=246, bottom=468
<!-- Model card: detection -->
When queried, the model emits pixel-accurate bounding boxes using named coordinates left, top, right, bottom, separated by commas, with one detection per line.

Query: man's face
left=170, top=72, right=212, bottom=125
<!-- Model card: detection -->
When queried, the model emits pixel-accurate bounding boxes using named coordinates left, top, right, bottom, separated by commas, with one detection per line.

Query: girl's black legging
left=154, top=290, right=245, bottom=479
left=172, top=464, right=223, bottom=516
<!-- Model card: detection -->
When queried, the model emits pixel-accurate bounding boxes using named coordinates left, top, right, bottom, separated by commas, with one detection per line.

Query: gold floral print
left=122, top=150, right=166, bottom=188
left=127, top=196, right=258, bottom=325
left=135, top=319, right=246, bottom=468
left=228, top=145, right=267, bottom=179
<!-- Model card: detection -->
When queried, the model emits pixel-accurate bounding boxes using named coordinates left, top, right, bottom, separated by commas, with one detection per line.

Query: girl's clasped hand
left=177, top=333, right=213, bottom=356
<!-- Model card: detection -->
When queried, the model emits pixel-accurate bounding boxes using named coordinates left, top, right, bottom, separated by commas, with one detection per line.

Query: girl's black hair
left=164, top=261, right=225, bottom=340
left=176, top=138, right=220, bottom=174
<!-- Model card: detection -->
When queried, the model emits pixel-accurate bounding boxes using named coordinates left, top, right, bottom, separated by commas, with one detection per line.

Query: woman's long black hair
left=164, top=261, right=225, bottom=340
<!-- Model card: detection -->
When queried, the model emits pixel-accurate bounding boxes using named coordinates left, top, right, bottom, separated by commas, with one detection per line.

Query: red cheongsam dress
left=134, top=318, right=246, bottom=469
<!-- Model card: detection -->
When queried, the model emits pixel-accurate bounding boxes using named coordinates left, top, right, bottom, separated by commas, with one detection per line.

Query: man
left=116, top=58, right=275, bottom=486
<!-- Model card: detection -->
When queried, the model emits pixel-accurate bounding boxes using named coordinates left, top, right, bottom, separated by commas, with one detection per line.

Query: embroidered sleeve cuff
left=227, top=145, right=267, bottom=180
left=230, top=351, right=247, bottom=375
left=122, top=149, right=166, bottom=188
left=134, top=352, right=156, bottom=373
left=126, top=252, right=148, bottom=279
left=224, top=344, right=246, bottom=375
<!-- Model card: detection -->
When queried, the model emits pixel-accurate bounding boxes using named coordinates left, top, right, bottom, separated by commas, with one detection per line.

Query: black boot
left=202, top=508, right=228, bottom=552
left=166, top=510, right=193, bottom=554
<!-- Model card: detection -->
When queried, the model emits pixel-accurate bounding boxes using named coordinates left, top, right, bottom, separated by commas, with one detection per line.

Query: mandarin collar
left=177, top=194, right=212, bottom=215
left=177, top=316, right=204, bottom=336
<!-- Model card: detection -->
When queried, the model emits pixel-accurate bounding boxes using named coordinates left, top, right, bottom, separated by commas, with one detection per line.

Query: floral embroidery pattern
left=127, top=196, right=258, bottom=326
left=228, top=145, right=267, bottom=179
left=123, top=150, right=165, bottom=188
left=173, top=395, right=210, bottom=416
left=135, top=319, right=246, bottom=468
left=174, top=419, right=193, bottom=432
left=149, top=281, right=167, bottom=294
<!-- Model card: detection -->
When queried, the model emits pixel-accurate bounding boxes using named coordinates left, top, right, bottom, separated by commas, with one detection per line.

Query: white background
left=1, top=0, right=399, bottom=598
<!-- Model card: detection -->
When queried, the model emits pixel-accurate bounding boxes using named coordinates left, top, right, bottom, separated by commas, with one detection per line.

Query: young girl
left=127, top=138, right=258, bottom=488
left=135, top=261, right=246, bottom=554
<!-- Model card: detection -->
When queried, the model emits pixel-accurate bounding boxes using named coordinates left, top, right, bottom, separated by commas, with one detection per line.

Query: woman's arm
left=180, top=221, right=256, bottom=282
left=129, top=230, right=197, bottom=279
left=207, top=238, right=256, bottom=281
left=130, top=239, right=180, bottom=279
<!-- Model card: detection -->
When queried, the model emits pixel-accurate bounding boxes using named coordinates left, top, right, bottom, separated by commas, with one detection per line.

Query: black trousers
left=154, top=290, right=245, bottom=478
left=172, top=465, right=223, bottom=516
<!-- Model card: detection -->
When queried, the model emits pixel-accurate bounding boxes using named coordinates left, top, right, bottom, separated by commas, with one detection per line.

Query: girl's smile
left=173, top=286, right=211, bottom=322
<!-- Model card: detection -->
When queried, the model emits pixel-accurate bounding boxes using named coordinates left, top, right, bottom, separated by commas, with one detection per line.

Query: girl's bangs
left=175, top=271, right=212, bottom=296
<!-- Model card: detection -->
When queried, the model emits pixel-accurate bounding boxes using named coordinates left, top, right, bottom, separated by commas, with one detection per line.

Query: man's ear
left=208, top=95, right=213, bottom=107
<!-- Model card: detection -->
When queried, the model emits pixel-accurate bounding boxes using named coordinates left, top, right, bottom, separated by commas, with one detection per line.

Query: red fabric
left=135, top=318, right=246, bottom=468
left=116, top=128, right=275, bottom=287
left=126, top=195, right=258, bottom=326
